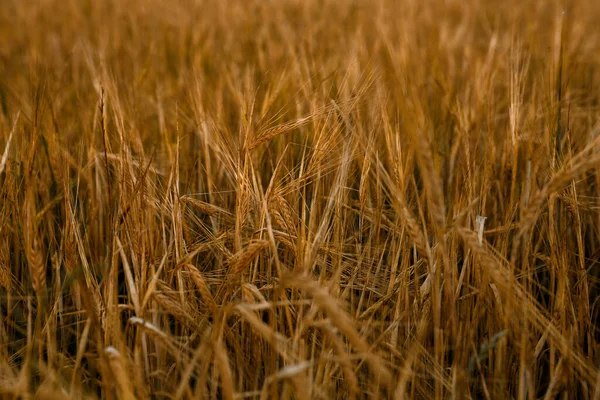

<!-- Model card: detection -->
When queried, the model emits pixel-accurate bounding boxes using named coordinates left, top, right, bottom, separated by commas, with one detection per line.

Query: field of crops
left=1, top=0, right=599, bottom=398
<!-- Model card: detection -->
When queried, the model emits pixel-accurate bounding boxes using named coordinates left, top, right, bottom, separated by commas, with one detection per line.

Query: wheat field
left=0, top=0, right=599, bottom=398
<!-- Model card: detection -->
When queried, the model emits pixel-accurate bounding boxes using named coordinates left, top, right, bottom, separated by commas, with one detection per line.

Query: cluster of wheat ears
left=0, top=0, right=599, bottom=398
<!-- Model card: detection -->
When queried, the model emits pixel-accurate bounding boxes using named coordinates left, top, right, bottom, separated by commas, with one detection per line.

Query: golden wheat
left=0, top=0, right=599, bottom=398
